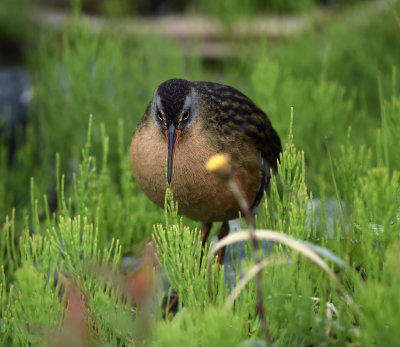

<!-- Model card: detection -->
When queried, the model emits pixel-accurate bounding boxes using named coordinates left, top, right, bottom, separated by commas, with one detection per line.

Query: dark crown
left=157, top=79, right=191, bottom=119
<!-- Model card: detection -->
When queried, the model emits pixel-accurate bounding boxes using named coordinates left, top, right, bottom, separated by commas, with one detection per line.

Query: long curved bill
left=165, top=123, right=181, bottom=184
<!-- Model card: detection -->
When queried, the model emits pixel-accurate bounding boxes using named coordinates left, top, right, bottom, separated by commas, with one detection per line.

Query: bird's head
left=151, top=79, right=198, bottom=184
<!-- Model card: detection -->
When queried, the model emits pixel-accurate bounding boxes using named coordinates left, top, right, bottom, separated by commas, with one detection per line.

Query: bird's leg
left=217, top=221, right=229, bottom=265
left=162, top=289, right=179, bottom=319
left=201, top=222, right=212, bottom=248
left=200, top=222, right=212, bottom=265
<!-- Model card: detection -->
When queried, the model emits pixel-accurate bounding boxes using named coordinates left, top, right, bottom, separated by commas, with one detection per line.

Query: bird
left=130, top=78, right=281, bottom=264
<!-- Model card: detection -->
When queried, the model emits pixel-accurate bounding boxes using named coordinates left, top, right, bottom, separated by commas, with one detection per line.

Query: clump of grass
left=1, top=108, right=352, bottom=345
left=1, top=6, right=400, bottom=345
left=0, top=117, right=157, bottom=345
left=1, top=90, right=399, bottom=346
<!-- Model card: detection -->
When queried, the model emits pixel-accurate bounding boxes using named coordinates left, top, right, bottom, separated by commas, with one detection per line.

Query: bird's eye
left=182, top=110, right=190, bottom=121
left=157, top=111, right=163, bottom=121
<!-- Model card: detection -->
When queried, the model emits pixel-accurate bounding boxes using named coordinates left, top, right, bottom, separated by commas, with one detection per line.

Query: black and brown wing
left=192, top=81, right=281, bottom=209
left=192, top=81, right=281, bottom=170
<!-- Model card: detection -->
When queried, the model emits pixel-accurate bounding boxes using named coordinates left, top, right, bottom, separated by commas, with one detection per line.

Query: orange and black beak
left=165, top=123, right=181, bottom=184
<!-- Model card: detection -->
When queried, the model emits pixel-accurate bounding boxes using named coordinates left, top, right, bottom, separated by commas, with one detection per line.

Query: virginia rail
left=130, top=79, right=281, bottom=264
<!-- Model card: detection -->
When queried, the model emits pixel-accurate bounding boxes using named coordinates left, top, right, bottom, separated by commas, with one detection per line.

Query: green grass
left=1, top=2, right=400, bottom=345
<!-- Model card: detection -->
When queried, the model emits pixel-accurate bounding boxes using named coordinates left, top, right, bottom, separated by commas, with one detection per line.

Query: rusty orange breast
left=130, top=121, right=262, bottom=222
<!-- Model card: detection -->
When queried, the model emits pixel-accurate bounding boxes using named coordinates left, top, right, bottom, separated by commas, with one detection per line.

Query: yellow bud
left=205, top=154, right=231, bottom=179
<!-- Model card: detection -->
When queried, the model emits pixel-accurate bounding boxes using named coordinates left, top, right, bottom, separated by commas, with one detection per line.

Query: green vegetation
left=1, top=1, right=400, bottom=345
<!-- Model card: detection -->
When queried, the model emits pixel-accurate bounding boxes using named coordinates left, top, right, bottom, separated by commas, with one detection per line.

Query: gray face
left=151, top=79, right=198, bottom=135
